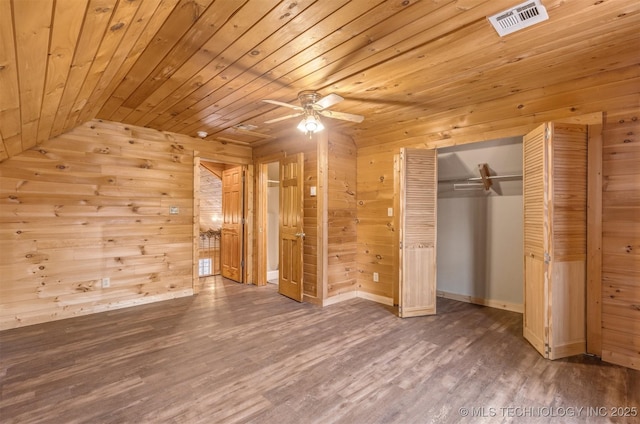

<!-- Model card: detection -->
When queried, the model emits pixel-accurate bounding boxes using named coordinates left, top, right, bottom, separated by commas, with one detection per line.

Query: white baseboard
left=436, top=290, right=523, bottom=313
left=267, top=270, right=278, bottom=281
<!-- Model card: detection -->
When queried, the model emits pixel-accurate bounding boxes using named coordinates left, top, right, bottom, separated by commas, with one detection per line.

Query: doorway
left=198, top=162, right=223, bottom=278
left=266, top=161, right=279, bottom=284
left=256, top=154, right=305, bottom=301
left=436, top=137, right=524, bottom=313
left=198, top=161, right=247, bottom=284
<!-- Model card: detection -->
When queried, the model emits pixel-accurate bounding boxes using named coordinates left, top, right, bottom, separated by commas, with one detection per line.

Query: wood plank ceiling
left=0, top=0, right=638, bottom=160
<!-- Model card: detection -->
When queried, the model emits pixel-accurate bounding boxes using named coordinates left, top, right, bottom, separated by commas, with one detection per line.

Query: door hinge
left=544, top=343, right=550, bottom=357
left=399, top=241, right=403, bottom=249
left=545, top=125, right=551, bottom=141
left=544, top=252, right=551, bottom=264
left=241, top=260, right=245, bottom=269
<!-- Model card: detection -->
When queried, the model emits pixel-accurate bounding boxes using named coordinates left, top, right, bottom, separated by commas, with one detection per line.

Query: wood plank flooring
left=1, top=277, right=638, bottom=424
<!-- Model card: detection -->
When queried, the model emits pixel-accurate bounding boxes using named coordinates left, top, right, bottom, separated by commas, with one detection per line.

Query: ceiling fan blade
left=315, top=93, right=343, bottom=109
left=264, top=113, right=303, bottom=124
left=262, top=99, right=302, bottom=110
left=319, top=109, right=364, bottom=123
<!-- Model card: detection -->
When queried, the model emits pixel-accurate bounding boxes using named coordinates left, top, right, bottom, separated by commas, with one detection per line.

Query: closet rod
left=438, top=174, right=522, bottom=183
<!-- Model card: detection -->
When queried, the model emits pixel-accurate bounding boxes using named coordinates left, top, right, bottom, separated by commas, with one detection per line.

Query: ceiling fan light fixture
left=297, top=114, right=324, bottom=136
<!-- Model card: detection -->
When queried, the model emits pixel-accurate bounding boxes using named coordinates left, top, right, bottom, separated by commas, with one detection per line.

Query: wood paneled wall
left=600, top=110, right=640, bottom=370
left=0, top=119, right=251, bottom=329
left=303, top=142, right=319, bottom=299
left=356, top=147, right=399, bottom=303
left=326, top=133, right=357, bottom=298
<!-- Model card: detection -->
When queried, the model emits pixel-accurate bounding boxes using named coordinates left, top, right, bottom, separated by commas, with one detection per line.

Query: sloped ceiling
left=0, top=0, right=638, bottom=161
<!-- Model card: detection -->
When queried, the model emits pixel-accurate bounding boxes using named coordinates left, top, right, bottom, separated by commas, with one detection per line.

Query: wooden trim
left=253, top=154, right=286, bottom=287
left=302, top=294, right=323, bottom=306
left=586, top=118, right=603, bottom=356
left=243, top=164, right=254, bottom=284
left=193, top=155, right=201, bottom=294
left=393, top=153, right=401, bottom=307
left=321, top=291, right=356, bottom=306
left=318, top=131, right=329, bottom=302
left=357, top=291, right=393, bottom=306
left=255, top=163, right=267, bottom=286
left=436, top=291, right=524, bottom=314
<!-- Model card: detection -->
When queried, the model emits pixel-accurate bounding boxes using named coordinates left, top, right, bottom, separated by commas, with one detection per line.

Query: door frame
left=193, top=157, right=254, bottom=291
left=255, top=153, right=286, bottom=287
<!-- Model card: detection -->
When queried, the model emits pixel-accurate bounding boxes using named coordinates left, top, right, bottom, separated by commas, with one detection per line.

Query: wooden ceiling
left=1, top=0, right=638, bottom=160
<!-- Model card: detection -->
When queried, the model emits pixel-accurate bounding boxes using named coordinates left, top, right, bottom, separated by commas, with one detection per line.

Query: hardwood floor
left=1, top=277, right=638, bottom=424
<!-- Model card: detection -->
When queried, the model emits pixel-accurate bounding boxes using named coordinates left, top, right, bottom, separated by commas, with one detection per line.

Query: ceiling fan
left=262, top=91, right=364, bottom=137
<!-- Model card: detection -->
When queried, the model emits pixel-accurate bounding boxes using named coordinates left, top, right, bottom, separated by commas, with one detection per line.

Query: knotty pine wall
left=0, top=120, right=251, bottom=330
left=326, top=133, right=357, bottom=299
left=356, top=149, right=398, bottom=305
left=600, top=110, right=640, bottom=370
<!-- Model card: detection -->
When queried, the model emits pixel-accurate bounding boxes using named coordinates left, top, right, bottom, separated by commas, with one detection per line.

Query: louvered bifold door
left=523, top=124, right=549, bottom=357
left=398, top=148, right=437, bottom=318
left=547, top=122, right=587, bottom=360
left=523, top=123, right=587, bottom=360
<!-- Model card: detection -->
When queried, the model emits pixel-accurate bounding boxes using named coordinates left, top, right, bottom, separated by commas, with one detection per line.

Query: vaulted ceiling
left=0, top=0, right=638, bottom=160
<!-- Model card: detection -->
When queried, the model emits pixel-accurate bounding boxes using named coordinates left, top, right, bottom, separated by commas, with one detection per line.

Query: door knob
left=295, top=232, right=306, bottom=238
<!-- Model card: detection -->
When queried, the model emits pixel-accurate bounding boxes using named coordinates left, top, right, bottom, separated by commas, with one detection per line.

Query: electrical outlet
left=101, top=277, right=110, bottom=288
left=373, top=272, right=379, bottom=282
left=387, top=208, right=393, bottom=217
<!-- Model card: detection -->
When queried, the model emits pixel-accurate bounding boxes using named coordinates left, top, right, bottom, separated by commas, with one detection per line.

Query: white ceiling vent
left=488, top=0, right=549, bottom=37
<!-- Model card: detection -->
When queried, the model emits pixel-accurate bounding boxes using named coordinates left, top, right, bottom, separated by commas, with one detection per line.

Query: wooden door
left=546, top=122, right=587, bottom=360
left=221, top=166, right=243, bottom=282
left=523, top=123, right=548, bottom=357
left=523, top=123, right=587, bottom=359
left=398, top=148, right=437, bottom=318
left=279, top=154, right=304, bottom=301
